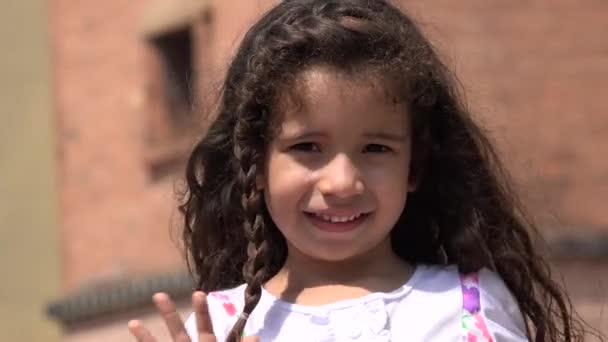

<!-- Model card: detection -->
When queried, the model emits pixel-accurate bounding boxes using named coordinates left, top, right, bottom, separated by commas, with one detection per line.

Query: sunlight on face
left=263, top=66, right=414, bottom=262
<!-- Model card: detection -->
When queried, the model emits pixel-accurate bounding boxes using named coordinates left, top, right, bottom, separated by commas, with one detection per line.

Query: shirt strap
left=460, top=272, right=494, bottom=342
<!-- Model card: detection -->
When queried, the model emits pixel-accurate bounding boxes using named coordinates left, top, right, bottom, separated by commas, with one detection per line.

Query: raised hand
left=128, top=291, right=258, bottom=342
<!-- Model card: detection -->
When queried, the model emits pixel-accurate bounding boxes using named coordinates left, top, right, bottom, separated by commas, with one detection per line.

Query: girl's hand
left=128, top=291, right=259, bottom=342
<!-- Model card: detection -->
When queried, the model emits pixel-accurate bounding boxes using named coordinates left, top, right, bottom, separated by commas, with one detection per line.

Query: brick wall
left=403, top=0, right=608, bottom=232
left=51, top=0, right=283, bottom=292
left=52, top=0, right=184, bottom=291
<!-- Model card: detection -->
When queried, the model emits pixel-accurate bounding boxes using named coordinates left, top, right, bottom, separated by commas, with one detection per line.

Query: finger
left=242, top=336, right=260, bottom=342
left=193, top=291, right=214, bottom=336
left=152, top=293, right=190, bottom=341
left=128, top=320, right=157, bottom=342
left=198, top=333, right=217, bottom=342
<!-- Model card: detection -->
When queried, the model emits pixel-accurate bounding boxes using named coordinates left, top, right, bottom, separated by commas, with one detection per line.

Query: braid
left=226, top=130, right=271, bottom=341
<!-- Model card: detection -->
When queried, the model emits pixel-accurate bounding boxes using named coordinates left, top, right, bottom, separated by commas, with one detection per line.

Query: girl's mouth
left=304, top=211, right=371, bottom=233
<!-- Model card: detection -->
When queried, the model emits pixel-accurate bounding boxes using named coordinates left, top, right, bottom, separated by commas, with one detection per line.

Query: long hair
left=179, top=0, right=600, bottom=340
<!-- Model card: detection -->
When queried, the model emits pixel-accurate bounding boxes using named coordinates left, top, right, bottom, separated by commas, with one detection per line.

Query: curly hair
left=179, top=0, right=602, bottom=341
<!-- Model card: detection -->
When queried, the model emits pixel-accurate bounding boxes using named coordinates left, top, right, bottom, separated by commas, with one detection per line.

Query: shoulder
left=408, top=265, right=528, bottom=341
left=185, top=284, right=247, bottom=342
left=411, top=264, right=462, bottom=292
left=416, top=263, right=459, bottom=280
left=460, top=268, right=529, bottom=341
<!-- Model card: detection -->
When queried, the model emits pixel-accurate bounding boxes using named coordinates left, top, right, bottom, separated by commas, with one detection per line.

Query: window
left=143, top=27, right=198, bottom=179
left=152, top=29, right=194, bottom=135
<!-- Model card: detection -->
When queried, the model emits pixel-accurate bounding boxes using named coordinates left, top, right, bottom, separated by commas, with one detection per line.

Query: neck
left=269, top=238, right=412, bottom=290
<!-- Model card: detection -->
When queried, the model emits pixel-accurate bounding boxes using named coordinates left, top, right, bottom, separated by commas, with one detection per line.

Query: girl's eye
left=364, top=144, right=391, bottom=153
left=290, top=142, right=321, bottom=152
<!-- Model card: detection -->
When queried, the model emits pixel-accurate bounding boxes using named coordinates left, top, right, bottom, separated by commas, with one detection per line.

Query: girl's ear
left=256, top=174, right=265, bottom=190
left=407, top=170, right=420, bottom=192
left=407, top=179, right=417, bottom=192
left=407, top=157, right=424, bottom=192
left=408, top=129, right=430, bottom=193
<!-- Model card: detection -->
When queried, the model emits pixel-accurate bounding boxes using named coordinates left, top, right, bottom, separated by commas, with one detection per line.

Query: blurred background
left=1, top=0, right=607, bottom=340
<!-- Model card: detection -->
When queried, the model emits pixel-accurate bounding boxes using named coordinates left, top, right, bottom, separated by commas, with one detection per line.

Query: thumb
left=241, top=336, right=260, bottom=342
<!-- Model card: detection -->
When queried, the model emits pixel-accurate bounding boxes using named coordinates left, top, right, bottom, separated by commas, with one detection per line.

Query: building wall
left=557, top=261, right=608, bottom=335
left=51, top=0, right=185, bottom=291
left=50, top=0, right=281, bottom=292
left=0, top=0, right=61, bottom=340
left=403, top=0, right=608, bottom=232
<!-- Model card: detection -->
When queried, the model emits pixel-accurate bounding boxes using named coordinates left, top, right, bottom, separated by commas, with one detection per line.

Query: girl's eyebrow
left=362, top=132, right=408, bottom=142
left=280, top=131, right=408, bottom=141
left=280, top=130, right=327, bottom=140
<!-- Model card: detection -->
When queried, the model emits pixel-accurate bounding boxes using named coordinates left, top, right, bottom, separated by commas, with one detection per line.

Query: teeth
left=315, top=213, right=362, bottom=223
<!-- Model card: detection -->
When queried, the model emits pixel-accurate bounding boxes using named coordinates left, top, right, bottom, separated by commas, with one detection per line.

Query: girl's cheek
left=364, top=163, right=410, bottom=191
left=280, top=161, right=313, bottom=180
left=267, top=162, right=314, bottom=193
left=364, top=160, right=406, bottom=178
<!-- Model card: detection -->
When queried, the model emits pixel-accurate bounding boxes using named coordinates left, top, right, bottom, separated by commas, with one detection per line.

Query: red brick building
left=46, top=0, right=608, bottom=340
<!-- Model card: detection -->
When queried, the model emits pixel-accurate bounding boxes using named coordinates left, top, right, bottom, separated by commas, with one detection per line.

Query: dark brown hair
left=179, top=0, right=602, bottom=340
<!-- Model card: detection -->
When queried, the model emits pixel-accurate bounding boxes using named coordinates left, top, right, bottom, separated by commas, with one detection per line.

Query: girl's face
left=262, top=67, right=415, bottom=263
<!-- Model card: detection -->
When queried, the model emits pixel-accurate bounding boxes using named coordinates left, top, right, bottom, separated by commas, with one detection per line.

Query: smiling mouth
left=312, top=212, right=363, bottom=223
left=304, top=211, right=371, bottom=232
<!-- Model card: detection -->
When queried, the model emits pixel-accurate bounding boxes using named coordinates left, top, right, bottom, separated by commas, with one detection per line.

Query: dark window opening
left=143, top=26, right=198, bottom=181
left=150, top=28, right=194, bottom=135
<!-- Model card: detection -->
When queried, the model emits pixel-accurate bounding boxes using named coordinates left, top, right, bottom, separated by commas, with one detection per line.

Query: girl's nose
left=317, top=154, right=365, bottom=198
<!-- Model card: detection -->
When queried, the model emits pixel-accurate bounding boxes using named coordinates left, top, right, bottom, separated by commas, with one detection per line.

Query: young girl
left=128, top=0, right=603, bottom=341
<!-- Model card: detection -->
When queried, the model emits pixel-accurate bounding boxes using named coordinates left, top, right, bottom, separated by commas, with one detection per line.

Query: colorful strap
left=460, top=273, right=494, bottom=342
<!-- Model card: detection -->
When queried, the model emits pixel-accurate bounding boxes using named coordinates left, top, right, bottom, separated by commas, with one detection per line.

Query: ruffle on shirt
left=306, top=297, right=391, bottom=342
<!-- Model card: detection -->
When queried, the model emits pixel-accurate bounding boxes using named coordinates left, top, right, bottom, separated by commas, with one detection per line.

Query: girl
left=129, top=0, right=603, bottom=341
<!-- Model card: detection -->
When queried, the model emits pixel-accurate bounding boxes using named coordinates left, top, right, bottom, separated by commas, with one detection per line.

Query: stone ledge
left=47, top=232, right=608, bottom=326
left=47, top=271, right=195, bottom=327
left=547, top=232, right=608, bottom=260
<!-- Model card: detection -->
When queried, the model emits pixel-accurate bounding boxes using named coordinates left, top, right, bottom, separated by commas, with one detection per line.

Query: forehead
left=275, top=66, right=409, bottom=132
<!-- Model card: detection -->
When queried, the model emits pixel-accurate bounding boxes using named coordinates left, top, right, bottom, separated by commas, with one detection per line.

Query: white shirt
left=185, top=264, right=528, bottom=341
